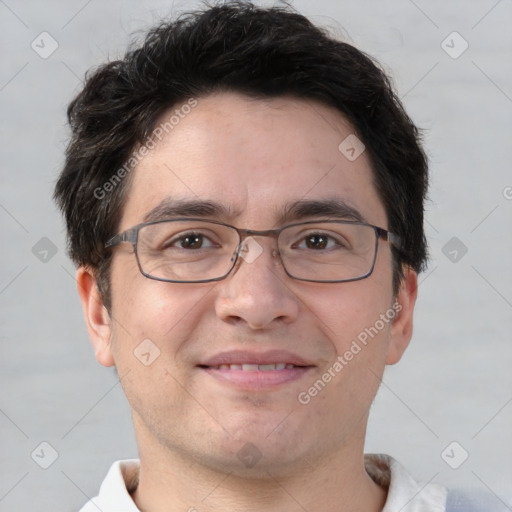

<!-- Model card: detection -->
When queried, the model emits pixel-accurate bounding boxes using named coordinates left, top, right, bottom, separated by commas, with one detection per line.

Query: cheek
left=107, top=276, right=217, bottom=428
left=310, top=295, right=395, bottom=411
left=308, top=278, right=393, bottom=349
left=110, top=263, right=215, bottom=359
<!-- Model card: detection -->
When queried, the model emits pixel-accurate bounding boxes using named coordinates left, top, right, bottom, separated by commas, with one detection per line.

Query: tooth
left=242, top=364, right=259, bottom=371
left=208, top=363, right=296, bottom=370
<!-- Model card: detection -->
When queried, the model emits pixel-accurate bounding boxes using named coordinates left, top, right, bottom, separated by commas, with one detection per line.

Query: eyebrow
left=279, top=198, right=365, bottom=224
left=143, top=197, right=366, bottom=224
left=143, top=198, right=241, bottom=223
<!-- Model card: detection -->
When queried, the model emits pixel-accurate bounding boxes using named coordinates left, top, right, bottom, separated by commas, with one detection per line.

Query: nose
left=214, top=236, right=300, bottom=330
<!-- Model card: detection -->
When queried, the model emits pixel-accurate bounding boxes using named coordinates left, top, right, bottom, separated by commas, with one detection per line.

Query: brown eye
left=164, top=232, right=216, bottom=250
left=178, top=234, right=204, bottom=249
left=296, top=232, right=342, bottom=250
left=305, top=234, right=329, bottom=250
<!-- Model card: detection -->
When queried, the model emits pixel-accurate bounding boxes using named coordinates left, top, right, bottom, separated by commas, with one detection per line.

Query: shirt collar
left=366, top=454, right=447, bottom=512
left=91, top=455, right=447, bottom=511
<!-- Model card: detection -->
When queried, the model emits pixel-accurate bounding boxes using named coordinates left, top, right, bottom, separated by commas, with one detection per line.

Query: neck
left=131, top=421, right=387, bottom=512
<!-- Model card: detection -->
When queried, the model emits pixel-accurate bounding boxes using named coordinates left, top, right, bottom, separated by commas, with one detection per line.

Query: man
left=54, top=2, right=504, bottom=511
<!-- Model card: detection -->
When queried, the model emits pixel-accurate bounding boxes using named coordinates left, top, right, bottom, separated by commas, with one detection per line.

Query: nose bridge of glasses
left=234, top=228, right=282, bottom=264
left=239, top=227, right=281, bottom=239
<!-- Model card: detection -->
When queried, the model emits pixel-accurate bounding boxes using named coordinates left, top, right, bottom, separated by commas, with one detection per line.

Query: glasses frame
left=105, top=217, right=401, bottom=284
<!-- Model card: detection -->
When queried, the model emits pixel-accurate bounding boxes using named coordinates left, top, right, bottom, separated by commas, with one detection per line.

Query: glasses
left=105, top=218, right=400, bottom=284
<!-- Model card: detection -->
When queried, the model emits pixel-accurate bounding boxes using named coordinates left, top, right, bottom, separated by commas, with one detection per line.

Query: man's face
left=81, top=92, right=416, bottom=476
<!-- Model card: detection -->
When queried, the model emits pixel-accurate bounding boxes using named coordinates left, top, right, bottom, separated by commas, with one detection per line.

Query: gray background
left=1, top=0, right=511, bottom=510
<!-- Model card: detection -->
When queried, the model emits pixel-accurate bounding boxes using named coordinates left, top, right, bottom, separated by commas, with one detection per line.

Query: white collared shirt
left=78, top=454, right=507, bottom=511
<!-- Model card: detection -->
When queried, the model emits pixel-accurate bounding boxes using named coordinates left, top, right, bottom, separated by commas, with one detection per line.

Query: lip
left=199, top=349, right=313, bottom=367
left=197, top=350, right=315, bottom=390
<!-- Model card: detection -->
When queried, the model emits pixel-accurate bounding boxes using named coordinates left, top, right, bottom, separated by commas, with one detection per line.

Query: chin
left=194, top=415, right=318, bottom=476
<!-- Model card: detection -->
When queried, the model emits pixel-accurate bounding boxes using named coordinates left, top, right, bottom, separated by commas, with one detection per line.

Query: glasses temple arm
left=376, top=227, right=401, bottom=249
left=105, top=229, right=137, bottom=249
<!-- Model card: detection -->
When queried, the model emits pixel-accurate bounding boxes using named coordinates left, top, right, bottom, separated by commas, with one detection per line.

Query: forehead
left=121, top=92, right=386, bottom=228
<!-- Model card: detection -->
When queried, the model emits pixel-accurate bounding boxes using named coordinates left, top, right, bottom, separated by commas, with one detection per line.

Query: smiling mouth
left=198, top=362, right=313, bottom=389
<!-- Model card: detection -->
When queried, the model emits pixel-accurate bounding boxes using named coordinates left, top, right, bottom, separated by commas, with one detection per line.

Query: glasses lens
left=278, top=222, right=377, bottom=282
left=136, top=220, right=238, bottom=282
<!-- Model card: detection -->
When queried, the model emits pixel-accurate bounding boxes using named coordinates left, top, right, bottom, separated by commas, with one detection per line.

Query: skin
left=78, top=92, right=417, bottom=512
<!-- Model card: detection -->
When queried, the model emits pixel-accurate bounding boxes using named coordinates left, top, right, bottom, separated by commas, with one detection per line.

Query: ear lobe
left=76, top=266, right=115, bottom=367
left=386, top=267, right=418, bottom=365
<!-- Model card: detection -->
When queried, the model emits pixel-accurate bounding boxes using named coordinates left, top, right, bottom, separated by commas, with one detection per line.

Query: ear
left=386, top=266, right=418, bottom=365
left=76, top=266, right=115, bottom=367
